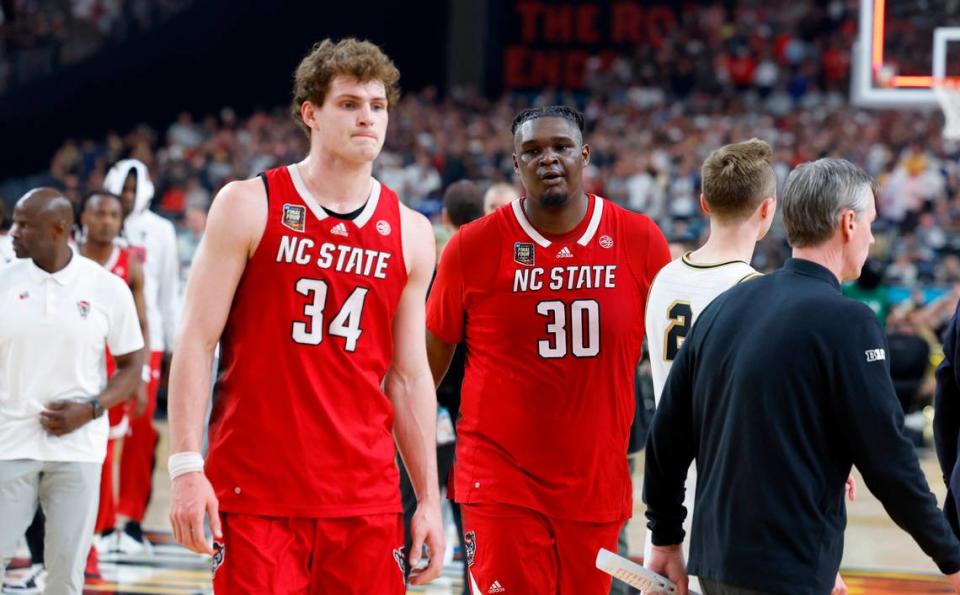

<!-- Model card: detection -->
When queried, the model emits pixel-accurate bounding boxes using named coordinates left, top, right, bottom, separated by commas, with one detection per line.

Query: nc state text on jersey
left=513, top=265, right=617, bottom=293
left=275, top=235, right=391, bottom=280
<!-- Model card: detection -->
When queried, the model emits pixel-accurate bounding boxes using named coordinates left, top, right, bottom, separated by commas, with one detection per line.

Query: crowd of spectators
left=5, top=86, right=958, bottom=294
left=0, top=0, right=192, bottom=94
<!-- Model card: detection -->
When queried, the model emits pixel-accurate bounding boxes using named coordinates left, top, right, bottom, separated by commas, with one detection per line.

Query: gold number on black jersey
left=664, top=301, right=692, bottom=361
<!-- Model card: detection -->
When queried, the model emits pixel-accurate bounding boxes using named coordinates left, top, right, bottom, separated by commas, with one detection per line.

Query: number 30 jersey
left=206, top=165, right=407, bottom=518
left=644, top=254, right=758, bottom=404
left=426, top=195, right=670, bottom=522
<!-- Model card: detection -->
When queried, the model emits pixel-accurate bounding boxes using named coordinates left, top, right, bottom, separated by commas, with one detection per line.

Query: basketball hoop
left=876, top=65, right=896, bottom=88
left=934, top=78, right=960, bottom=140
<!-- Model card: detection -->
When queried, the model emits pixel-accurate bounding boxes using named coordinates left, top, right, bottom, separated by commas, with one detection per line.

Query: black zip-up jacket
left=645, top=258, right=960, bottom=594
left=935, top=302, right=960, bottom=537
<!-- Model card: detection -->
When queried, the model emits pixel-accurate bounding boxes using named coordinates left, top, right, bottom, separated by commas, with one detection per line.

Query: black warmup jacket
left=935, top=302, right=960, bottom=538
left=645, top=258, right=960, bottom=594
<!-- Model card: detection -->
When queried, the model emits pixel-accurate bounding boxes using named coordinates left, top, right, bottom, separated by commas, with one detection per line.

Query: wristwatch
left=88, top=397, right=105, bottom=419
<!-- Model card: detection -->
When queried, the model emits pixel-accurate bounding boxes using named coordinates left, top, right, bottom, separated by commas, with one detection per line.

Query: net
left=934, top=79, right=960, bottom=140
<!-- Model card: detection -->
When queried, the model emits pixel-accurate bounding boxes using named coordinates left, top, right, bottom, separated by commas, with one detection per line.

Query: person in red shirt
left=426, top=106, right=671, bottom=594
left=167, top=38, right=444, bottom=593
left=78, top=191, right=150, bottom=579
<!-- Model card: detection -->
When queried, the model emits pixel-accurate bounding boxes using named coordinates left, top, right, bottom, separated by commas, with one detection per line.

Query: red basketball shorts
left=462, top=501, right=623, bottom=595
left=213, top=512, right=406, bottom=594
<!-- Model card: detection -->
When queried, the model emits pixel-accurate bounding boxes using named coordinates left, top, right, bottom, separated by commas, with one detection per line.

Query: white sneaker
left=115, top=531, right=154, bottom=556
left=93, top=531, right=120, bottom=555
left=2, top=564, right=46, bottom=594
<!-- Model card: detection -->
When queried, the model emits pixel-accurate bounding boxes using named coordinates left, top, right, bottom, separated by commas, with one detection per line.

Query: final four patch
left=514, top=242, right=535, bottom=267
left=282, top=203, right=306, bottom=232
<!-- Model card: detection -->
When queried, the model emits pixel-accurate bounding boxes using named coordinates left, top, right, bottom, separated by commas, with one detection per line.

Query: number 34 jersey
left=427, top=195, right=670, bottom=522
left=206, top=165, right=407, bottom=518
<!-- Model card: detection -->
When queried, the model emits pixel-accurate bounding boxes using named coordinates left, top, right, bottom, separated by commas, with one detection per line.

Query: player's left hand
left=40, top=399, right=93, bottom=436
left=845, top=474, right=857, bottom=501
left=832, top=572, right=848, bottom=595
left=408, top=499, right=445, bottom=585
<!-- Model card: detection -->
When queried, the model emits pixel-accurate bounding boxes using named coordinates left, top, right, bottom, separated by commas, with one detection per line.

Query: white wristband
left=141, top=364, right=152, bottom=383
left=168, top=451, right=205, bottom=480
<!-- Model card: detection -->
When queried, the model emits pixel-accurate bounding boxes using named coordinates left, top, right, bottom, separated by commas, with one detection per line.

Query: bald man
left=483, top=182, right=520, bottom=214
left=0, top=189, right=144, bottom=595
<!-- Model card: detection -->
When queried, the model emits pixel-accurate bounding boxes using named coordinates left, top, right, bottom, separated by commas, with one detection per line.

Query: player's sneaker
left=6, top=539, right=31, bottom=570
left=115, top=530, right=154, bottom=556
left=3, top=558, right=31, bottom=571
left=2, top=564, right=46, bottom=594
left=93, top=531, right=120, bottom=555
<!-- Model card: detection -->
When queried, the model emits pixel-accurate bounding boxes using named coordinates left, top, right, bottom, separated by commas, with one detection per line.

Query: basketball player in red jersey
left=77, top=191, right=150, bottom=578
left=167, top=39, right=444, bottom=592
left=426, top=106, right=671, bottom=594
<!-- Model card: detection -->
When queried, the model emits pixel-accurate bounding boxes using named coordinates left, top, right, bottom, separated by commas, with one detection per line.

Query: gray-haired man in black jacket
left=645, top=159, right=960, bottom=595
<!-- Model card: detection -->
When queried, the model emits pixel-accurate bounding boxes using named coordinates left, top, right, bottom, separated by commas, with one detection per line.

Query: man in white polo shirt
left=0, top=188, right=144, bottom=595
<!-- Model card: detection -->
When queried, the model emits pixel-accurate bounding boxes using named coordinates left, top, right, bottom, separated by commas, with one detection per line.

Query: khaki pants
left=0, top=459, right=101, bottom=595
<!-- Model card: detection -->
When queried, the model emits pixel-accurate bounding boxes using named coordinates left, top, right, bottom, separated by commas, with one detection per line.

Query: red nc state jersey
left=104, top=245, right=132, bottom=429
left=206, top=165, right=408, bottom=518
left=105, top=245, right=131, bottom=284
left=427, top=195, right=670, bottom=522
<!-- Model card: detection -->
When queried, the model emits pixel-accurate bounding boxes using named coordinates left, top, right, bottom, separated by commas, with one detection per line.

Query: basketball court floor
left=3, top=420, right=955, bottom=594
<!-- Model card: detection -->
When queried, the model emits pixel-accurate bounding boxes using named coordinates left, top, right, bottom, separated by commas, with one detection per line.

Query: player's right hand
left=407, top=499, right=445, bottom=585
left=170, top=471, right=222, bottom=556
left=646, top=544, right=689, bottom=595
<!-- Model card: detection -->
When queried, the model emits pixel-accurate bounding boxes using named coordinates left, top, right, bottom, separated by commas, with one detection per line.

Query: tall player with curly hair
left=167, top=39, right=444, bottom=593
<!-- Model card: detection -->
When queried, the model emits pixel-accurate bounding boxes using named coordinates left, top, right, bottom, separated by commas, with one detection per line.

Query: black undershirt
left=322, top=202, right=366, bottom=221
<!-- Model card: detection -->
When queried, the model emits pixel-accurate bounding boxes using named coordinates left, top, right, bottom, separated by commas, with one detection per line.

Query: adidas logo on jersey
left=489, top=580, right=506, bottom=593
left=556, top=246, right=574, bottom=258
left=331, top=222, right=349, bottom=237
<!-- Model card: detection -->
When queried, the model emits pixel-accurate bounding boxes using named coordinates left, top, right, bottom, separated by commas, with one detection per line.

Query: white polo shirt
left=0, top=249, right=144, bottom=463
left=0, top=234, right=14, bottom=266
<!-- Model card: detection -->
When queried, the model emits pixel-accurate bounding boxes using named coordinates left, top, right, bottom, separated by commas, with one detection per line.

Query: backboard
left=852, top=0, right=960, bottom=108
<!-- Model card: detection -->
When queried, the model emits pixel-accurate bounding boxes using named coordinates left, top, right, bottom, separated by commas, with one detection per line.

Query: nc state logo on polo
left=274, top=235, right=393, bottom=280
left=77, top=300, right=91, bottom=318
